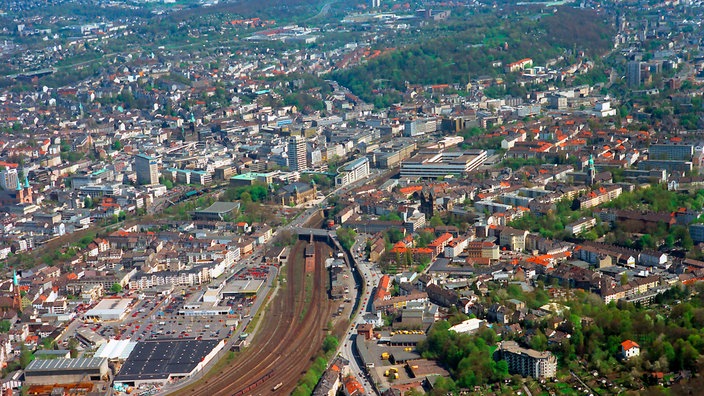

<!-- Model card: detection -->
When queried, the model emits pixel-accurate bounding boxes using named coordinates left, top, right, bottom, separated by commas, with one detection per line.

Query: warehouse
left=25, top=357, right=109, bottom=385
left=115, top=338, right=225, bottom=386
left=84, top=298, right=133, bottom=321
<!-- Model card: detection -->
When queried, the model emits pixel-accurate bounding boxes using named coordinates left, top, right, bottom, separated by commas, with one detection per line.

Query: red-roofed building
left=342, top=375, right=365, bottom=396
left=620, top=340, right=640, bottom=360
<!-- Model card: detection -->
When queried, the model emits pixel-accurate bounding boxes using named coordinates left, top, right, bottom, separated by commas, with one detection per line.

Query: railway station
left=115, top=338, right=225, bottom=386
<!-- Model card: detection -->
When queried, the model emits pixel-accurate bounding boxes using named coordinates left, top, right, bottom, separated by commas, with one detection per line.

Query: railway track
left=178, top=240, right=333, bottom=396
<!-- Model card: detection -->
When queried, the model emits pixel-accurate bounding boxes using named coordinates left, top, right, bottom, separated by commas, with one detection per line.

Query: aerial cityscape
left=0, top=0, right=704, bottom=395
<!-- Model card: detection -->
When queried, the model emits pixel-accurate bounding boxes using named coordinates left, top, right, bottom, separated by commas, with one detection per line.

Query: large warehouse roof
left=116, top=339, right=221, bottom=382
left=26, top=357, right=107, bottom=373
left=85, top=298, right=132, bottom=318
left=95, top=339, right=137, bottom=360
left=221, top=279, right=264, bottom=295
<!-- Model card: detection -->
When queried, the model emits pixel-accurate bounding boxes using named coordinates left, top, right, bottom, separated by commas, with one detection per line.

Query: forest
left=333, top=7, right=614, bottom=105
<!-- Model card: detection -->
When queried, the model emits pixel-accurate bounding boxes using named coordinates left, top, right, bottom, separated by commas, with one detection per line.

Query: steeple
left=587, top=154, right=596, bottom=186
left=12, top=270, right=18, bottom=287
left=15, top=176, right=22, bottom=191
left=23, top=175, right=29, bottom=189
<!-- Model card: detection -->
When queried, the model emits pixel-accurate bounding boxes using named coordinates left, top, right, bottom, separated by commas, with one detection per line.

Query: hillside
left=332, top=7, right=615, bottom=104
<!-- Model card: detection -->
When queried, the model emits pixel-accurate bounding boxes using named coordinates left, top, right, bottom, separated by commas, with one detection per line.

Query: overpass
left=295, top=228, right=333, bottom=243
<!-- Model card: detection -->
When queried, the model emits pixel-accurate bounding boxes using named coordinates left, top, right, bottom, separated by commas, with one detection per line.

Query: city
left=1, top=0, right=704, bottom=395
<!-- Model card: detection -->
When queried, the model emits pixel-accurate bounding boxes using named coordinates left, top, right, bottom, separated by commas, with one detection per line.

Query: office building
left=336, top=157, right=370, bottom=187
left=627, top=61, right=642, bottom=87
left=649, top=144, right=694, bottom=161
left=135, top=154, right=159, bottom=185
left=288, top=135, right=307, bottom=171
left=0, top=168, right=18, bottom=191
left=400, top=150, right=487, bottom=178
left=403, top=118, right=437, bottom=137
left=496, top=341, right=557, bottom=379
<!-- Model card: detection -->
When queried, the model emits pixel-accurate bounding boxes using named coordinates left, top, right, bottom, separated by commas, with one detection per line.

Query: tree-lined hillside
left=333, top=7, right=614, bottom=103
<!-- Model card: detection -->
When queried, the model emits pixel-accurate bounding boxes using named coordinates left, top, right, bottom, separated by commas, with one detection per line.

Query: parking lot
left=71, top=281, right=262, bottom=351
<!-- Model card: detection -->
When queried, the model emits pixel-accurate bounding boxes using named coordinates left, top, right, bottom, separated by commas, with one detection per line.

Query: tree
left=111, top=283, right=123, bottom=294
left=0, top=320, right=10, bottom=333
left=112, top=140, right=122, bottom=151
left=84, top=196, right=94, bottom=209
left=19, top=346, right=33, bottom=369
left=322, top=335, right=338, bottom=354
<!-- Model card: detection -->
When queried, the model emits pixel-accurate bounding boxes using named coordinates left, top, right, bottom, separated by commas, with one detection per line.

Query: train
left=272, top=382, right=283, bottom=391
left=231, top=369, right=274, bottom=396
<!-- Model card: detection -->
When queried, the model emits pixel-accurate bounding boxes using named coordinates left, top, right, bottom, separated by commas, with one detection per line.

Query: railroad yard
left=175, top=238, right=337, bottom=395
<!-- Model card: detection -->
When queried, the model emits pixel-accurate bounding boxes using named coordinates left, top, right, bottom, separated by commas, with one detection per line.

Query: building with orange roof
left=342, top=375, right=365, bottom=396
left=620, top=340, right=640, bottom=360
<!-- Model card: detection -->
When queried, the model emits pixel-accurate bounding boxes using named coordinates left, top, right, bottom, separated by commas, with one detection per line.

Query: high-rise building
left=288, top=135, right=307, bottom=171
left=134, top=154, right=159, bottom=185
left=0, top=168, right=19, bottom=191
left=627, top=61, right=642, bottom=87
left=497, top=341, right=557, bottom=379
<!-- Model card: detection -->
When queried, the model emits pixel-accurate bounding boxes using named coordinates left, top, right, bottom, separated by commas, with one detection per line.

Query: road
left=335, top=232, right=381, bottom=395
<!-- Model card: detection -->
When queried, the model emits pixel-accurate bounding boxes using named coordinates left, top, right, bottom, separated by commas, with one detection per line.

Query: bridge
left=294, top=228, right=333, bottom=243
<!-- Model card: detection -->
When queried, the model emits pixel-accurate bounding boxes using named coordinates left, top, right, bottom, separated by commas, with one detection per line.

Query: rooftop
left=26, top=357, right=107, bottom=372
left=116, top=339, right=221, bottom=381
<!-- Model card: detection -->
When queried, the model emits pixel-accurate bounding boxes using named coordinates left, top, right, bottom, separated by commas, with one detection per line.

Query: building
left=499, top=227, right=529, bottom=251
left=690, top=224, right=704, bottom=243
left=400, top=150, right=487, bottom=178
left=620, top=340, right=640, bottom=360
left=565, top=217, right=597, bottom=235
left=649, top=144, right=694, bottom=161
left=627, top=61, right=642, bottom=87
left=496, top=341, right=557, bottom=379
left=84, top=298, right=132, bottom=321
left=578, top=185, right=623, bottom=209
left=25, top=357, right=109, bottom=385
left=403, top=118, right=437, bottom=137
left=135, top=154, right=159, bottom=185
left=288, top=135, right=307, bottom=171
left=192, top=202, right=239, bottom=221
left=278, top=182, right=317, bottom=206
left=0, top=168, right=18, bottom=191
left=448, top=318, right=486, bottom=334
left=115, top=339, right=224, bottom=386
left=336, top=157, right=370, bottom=187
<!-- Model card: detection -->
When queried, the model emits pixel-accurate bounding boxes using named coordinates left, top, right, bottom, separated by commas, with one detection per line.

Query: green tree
left=0, top=320, right=10, bottom=333
left=322, top=335, right=338, bottom=354
left=19, top=346, right=33, bottom=368
left=111, top=283, right=123, bottom=294
left=112, top=140, right=122, bottom=150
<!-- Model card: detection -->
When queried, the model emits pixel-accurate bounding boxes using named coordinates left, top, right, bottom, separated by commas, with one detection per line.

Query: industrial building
left=115, top=339, right=225, bottom=386
left=84, top=298, right=133, bottom=322
left=25, top=357, right=110, bottom=385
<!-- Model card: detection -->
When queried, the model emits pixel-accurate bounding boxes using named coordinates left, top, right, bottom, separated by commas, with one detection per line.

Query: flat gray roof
left=26, top=357, right=107, bottom=372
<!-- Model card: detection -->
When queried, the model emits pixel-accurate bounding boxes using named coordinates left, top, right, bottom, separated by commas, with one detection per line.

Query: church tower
left=12, top=270, right=21, bottom=312
left=587, top=154, right=596, bottom=186
left=16, top=175, right=32, bottom=204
